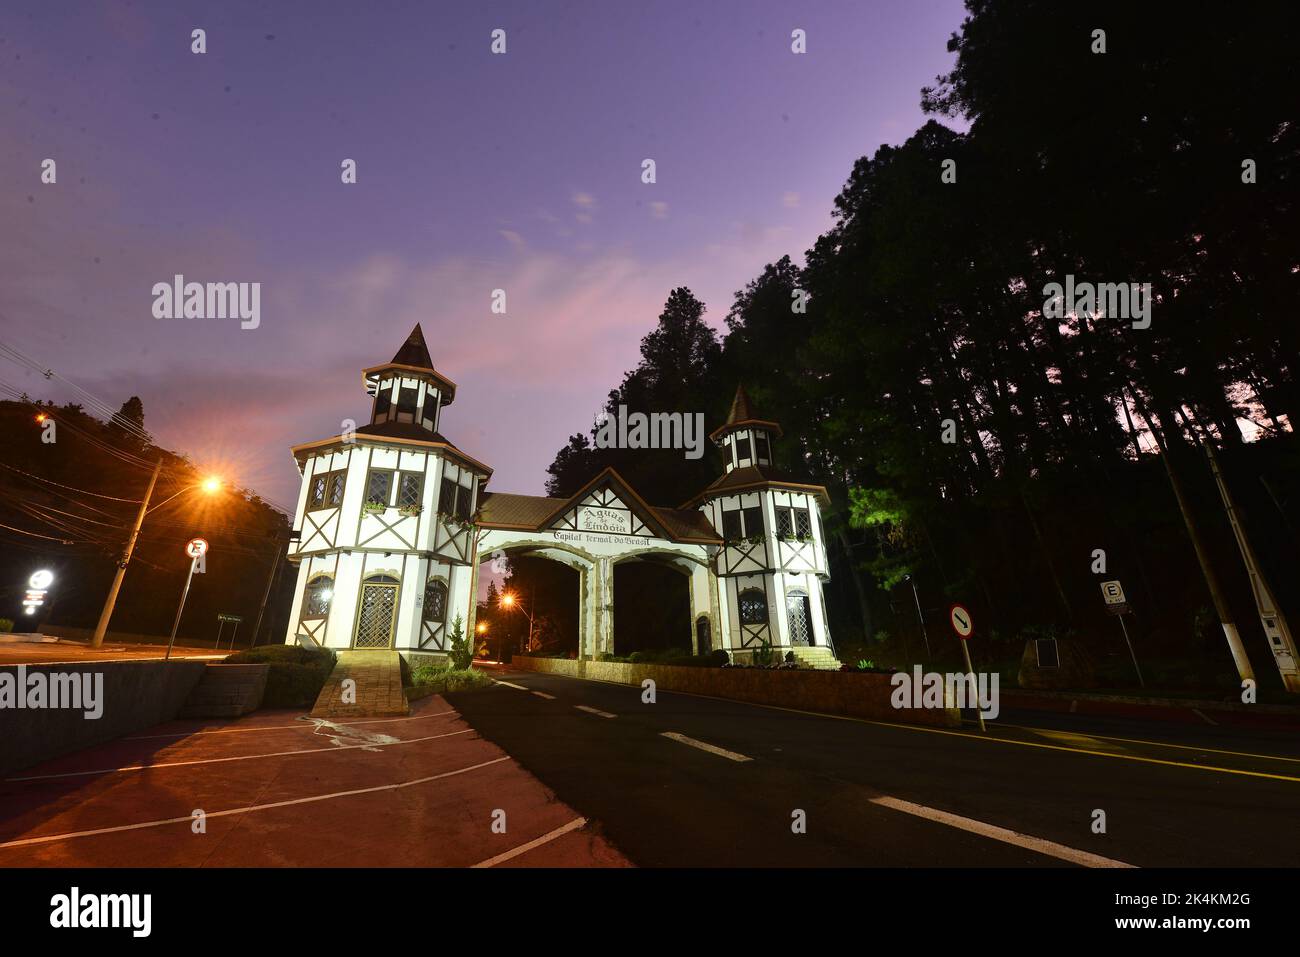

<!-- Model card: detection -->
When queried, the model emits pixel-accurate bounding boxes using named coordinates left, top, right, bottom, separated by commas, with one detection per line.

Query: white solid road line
left=531, top=691, right=557, bottom=700
left=6, top=729, right=473, bottom=782
left=0, top=757, right=511, bottom=850
left=574, top=705, right=617, bottom=719
left=660, top=731, right=752, bottom=762
left=495, top=680, right=530, bottom=690
left=125, top=710, right=457, bottom=740
left=471, top=817, right=588, bottom=868
left=868, top=795, right=1135, bottom=868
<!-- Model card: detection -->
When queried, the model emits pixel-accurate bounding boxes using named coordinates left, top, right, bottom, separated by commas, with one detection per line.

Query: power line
left=0, top=333, right=154, bottom=444
left=0, top=520, right=76, bottom=543
left=0, top=462, right=142, bottom=503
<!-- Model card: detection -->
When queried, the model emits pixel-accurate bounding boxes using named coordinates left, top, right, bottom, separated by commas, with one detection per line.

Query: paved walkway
left=311, top=649, right=409, bottom=719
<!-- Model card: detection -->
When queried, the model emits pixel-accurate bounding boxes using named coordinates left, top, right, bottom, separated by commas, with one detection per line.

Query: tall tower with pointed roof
left=283, top=325, right=492, bottom=663
left=686, top=385, right=836, bottom=664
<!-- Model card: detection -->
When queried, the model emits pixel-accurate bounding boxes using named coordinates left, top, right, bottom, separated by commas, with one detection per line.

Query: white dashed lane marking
left=574, top=705, right=617, bottom=719
left=531, top=691, right=557, bottom=700
left=660, top=732, right=752, bottom=762
left=868, top=795, right=1135, bottom=868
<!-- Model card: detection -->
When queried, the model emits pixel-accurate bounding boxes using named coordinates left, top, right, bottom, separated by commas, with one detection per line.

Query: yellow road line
left=980, top=721, right=1300, bottom=765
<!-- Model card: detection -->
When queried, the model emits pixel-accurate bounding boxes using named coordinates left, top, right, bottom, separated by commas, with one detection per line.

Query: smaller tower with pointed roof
left=688, top=386, right=836, bottom=665
left=712, top=384, right=783, bottom=473
left=362, top=323, right=459, bottom=436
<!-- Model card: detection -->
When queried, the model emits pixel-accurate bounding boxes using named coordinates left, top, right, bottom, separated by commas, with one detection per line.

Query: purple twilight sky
left=1, top=0, right=966, bottom=511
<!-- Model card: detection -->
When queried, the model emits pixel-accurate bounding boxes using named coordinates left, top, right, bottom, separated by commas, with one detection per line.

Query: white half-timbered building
left=284, top=330, right=836, bottom=666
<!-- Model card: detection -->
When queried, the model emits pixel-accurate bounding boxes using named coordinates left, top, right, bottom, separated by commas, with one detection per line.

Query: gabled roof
left=710, top=384, right=783, bottom=441
left=477, top=467, right=721, bottom=544
left=476, top=492, right=568, bottom=529
left=681, top=463, right=830, bottom=509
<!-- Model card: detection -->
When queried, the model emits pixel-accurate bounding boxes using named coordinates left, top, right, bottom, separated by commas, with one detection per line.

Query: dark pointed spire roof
left=727, top=384, right=758, bottom=425
left=391, top=323, right=434, bottom=370
left=710, top=384, right=783, bottom=441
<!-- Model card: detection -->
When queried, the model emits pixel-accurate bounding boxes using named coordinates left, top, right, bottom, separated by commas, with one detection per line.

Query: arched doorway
left=354, top=574, right=399, bottom=648
left=613, top=557, right=691, bottom=657
left=476, top=548, right=581, bottom=660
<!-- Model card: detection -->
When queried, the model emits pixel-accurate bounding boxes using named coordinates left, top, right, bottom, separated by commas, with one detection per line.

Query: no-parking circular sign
left=185, top=538, right=209, bottom=559
left=949, top=603, right=974, bottom=640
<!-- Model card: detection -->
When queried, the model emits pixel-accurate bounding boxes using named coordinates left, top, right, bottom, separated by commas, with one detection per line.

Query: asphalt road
left=448, top=669, right=1300, bottom=867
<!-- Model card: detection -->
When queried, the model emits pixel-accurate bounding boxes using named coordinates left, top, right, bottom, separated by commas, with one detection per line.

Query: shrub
left=0, top=618, right=13, bottom=633
left=752, top=639, right=775, bottom=667
left=408, top=665, right=492, bottom=694
left=226, top=645, right=336, bottom=708
left=447, top=615, right=473, bottom=670
left=623, top=648, right=729, bottom=668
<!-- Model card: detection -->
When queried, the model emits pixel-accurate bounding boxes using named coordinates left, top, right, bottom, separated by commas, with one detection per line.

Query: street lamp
left=499, top=591, right=534, bottom=653
left=90, top=464, right=224, bottom=647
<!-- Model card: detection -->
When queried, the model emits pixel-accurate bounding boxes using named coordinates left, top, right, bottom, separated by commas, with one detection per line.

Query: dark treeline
left=544, top=2, right=1300, bottom=691
left=0, top=398, right=294, bottom=647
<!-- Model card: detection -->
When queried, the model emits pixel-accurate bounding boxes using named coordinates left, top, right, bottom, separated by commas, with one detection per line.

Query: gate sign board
left=949, top=603, right=974, bottom=640
left=185, top=538, right=209, bottom=559
left=576, top=506, right=631, bottom=535
left=217, top=613, right=243, bottom=623
left=1100, top=579, right=1128, bottom=615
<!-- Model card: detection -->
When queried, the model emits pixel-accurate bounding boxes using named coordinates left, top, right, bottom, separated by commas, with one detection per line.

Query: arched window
left=423, top=577, right=448, bottom=623
left=738, top=588, right=767, bottom=626
left=303, top=575, right=334, bottom=619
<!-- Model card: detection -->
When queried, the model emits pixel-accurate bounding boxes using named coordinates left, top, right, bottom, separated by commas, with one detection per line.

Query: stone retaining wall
left=511, top=656, right=959, bottom=727
left=0, top=659, right=208, bottom=776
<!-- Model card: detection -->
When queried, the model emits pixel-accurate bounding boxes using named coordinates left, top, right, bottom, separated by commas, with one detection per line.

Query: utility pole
left=1198, top=424, right=1300, bottom=692
left=905, top=574, right=931, bottom=659
left=1125, top=385, right=1254, bottom=683
left=249, top=534, right=285, bottom=650
left=91, top=458, right=162, bottom=648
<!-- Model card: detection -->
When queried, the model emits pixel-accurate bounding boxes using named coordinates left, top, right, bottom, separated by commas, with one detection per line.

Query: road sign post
left=1101, top=580, right=1144, bottom=688
left=166, top=539, right=208, bottom=661
left=217, top=613, right=244, bottom=650
left=949, top=603, right=984, bottom=732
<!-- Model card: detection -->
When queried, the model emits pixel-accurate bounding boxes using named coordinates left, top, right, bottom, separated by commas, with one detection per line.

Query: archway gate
left=470, top=468, right=721, bottom=659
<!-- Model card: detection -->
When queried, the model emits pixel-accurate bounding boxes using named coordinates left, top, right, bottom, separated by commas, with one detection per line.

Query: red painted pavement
left=0, top=694, right=630, bottom=868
